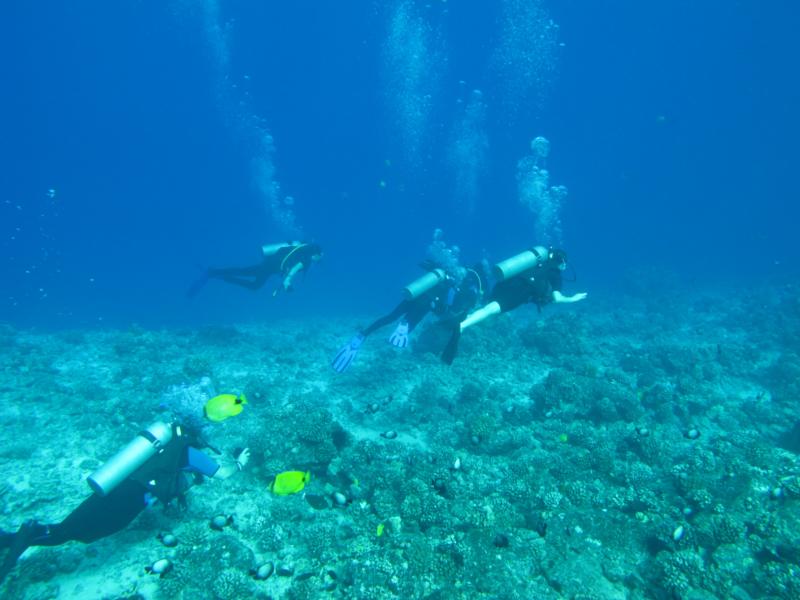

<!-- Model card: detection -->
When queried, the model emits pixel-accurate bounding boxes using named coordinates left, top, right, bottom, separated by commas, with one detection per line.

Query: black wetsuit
left=441, top=264, right=562, bottom=365
left=0, top=431, right=218, bottom=580
left=208, top=244, right=318, bottom=291
left=490, top=264, right=562, bottom=313
left=362, top=272, right=482, bottom=337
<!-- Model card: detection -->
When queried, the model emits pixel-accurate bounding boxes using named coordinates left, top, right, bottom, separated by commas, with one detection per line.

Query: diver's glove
left=332, top=334, right=364, bottom=373
left=389, top=321, right=410, bottom=348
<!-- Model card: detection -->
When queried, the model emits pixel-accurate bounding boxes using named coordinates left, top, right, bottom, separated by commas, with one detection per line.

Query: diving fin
left=441, top=327, right=461, bottom=365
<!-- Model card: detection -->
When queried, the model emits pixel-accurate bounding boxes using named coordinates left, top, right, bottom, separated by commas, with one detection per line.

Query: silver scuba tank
left=492, top=246, right=548, bottom=281
left=261, top=241, right=301, bottom=257
left=87, top=421, right=174, bottom=496
left=402, top=268, right=446, bottom=299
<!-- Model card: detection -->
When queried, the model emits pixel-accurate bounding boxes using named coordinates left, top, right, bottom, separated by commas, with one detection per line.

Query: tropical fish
left=269, top=470, right=311, bottom=496
left=157, top=532, right=178, bottom=547
left=145, top=558, right=173, bottom=578
left=204, top=393, right=247, bottom=422
left=209, top=514, right=234, bottom=531
left=250, top=561, right=274, bottom=580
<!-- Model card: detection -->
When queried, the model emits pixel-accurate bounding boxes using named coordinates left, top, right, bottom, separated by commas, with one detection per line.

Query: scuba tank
left=402, top=268, right=446, bottom=300
left=261, top=241, right=302, bottom=257
left=87, top=421, right=174, bottom=496
left=492, top=246, right=549, bottom=281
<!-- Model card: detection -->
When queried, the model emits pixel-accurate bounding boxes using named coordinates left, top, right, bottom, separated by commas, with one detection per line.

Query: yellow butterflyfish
left=269, top=471, right=311, bottom=496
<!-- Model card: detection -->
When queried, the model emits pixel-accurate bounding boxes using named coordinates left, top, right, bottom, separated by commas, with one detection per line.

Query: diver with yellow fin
left=0, top=422, right=250, bottom=583
left=441, top=246, right=587, bottom=365
left=332, top=259, right=487, bottom=373
left=187, top=241, right=323, bottom=297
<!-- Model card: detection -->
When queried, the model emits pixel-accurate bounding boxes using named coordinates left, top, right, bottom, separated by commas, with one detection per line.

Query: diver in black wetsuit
left=441, top=247, right=588, bottom=365
left=188, top=241, right=323, bottom=297
left=0, top=423, right=249, bottom=583
left=332, top=262, right=487, bottom=373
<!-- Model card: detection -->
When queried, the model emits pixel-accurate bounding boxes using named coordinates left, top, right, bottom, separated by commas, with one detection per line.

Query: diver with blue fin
left=187, top=241, right=323, bottom=297
left=0, top=422, right=249, bottom=583
left=332, top=260, right=487, bottom=373
left=441, top=246, right=588, bottom=365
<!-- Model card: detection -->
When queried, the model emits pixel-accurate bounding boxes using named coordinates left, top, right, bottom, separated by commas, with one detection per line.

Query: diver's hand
left=553, top=290, right=588, bottom=304
left=332, top=334, right=364, bottom=373
left=235, top=448, right=250, bottom=471
left=389, top=321, right=410, bottom=348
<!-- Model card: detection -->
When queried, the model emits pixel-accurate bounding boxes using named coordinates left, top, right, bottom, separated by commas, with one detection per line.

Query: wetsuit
left=0, top=433, right=218, bottom=579
left=208, top=243, right=318, bottom=291
left=362, top=271, right=482, bottom=338
left=440, top=264, right=561, bottom=365
left=446, top=268, right=484, bottom=320
left=490, top=264, right=562, bottom=313
left=361, top=281, right=450, bottom=337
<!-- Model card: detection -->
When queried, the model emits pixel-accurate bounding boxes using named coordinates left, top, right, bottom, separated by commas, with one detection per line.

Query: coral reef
left=1, top=282, right=799, bottom=599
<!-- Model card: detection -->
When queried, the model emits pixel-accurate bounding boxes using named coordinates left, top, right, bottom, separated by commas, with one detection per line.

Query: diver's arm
left=552, top=290, right=588, bottom=304
left=282, top=263, right=304, bottom=291
left=213, top=448, right=250, bottom=480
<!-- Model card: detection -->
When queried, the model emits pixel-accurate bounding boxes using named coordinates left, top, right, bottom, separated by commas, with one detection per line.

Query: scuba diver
left=0, top=422, right=249, bottom=583
left=441, top=246, right=587, bottom=365
left=187, top=241, right=323, bottom=297
left=332, top=261, right=487, bottom=373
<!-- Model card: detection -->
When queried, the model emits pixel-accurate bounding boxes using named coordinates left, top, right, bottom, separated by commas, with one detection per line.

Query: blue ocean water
left=2, top=0, right=797, bottom=328
left=3, top=3, right=800, bottom=600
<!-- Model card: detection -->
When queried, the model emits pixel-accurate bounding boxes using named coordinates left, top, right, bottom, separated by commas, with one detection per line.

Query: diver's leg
left=0, top=506, right=88, bottom=580
left=216, top=273, right=270, bottom=291
left=22, top=479, right=149, bottom=552
left=51, top=480, right=149, bottom=544
left=209, top=264, right=273, bottom=291
left=459, top=301, right=502, bottom=332
left=362, top=301, right=412, bottom=337
left=404, top=303, right=430, bottom=332
left=0, top=480, right=149, bottom=581
left=441, top=302, right=502, bottom=365
left=207, top=263, right=261, bottom=288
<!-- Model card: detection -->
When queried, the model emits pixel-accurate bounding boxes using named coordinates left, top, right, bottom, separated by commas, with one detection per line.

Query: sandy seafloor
left=1, top=278, right=799, bottom=600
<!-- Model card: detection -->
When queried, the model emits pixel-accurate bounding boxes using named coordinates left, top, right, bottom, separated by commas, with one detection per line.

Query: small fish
left=157, top=532, right=178, bottom=547
left=145, top=558, right=173, bottom=578
left=277, top=564, right=295, bottom=577
left=204, top=393, right=248, bottom=422
left=269, top=471, right=310, bottom=496
left=209, top=514, right=234, bottom=531
left=250, top=561, right=274, bottom=580
left=380, top=430, right=398, bottom=440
